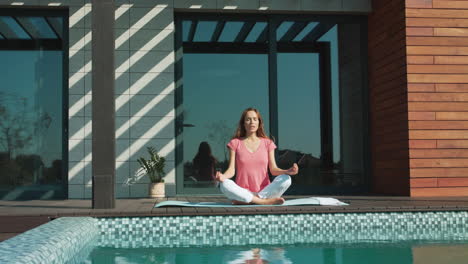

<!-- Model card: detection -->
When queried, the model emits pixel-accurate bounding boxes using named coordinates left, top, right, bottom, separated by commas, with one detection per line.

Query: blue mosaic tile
left=3, top=211, right=468, bottom=263
left=0, top=217, right=99, bottom=264
left=98, top=212, right=468, bottom=248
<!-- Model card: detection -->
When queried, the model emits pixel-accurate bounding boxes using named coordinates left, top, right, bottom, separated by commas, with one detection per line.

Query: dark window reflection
left=276, top=21, right=294, bottom=40
left=278, top=52, right=322, bottom=193
left=0, top=16, right=31, bottom=39
left=319, top=25, right=341, bottom=164
left=192, top=141, right=217, bottom=182
left=278, top=24, right=366, bottom=194
left=193, top=21, right=216, bottom=42
left=245, top=22, right=266, bottom=42
left=182, top=20, right=191, bottom=42
left=0, top=50, right=64, bottom=199
left=294, top=22, right=318, bottom=41
left=22, top=17, right=57, bottom=39
left=182, top=53, right=269, bottom=189
left=219, top=22, right=244, bottom=42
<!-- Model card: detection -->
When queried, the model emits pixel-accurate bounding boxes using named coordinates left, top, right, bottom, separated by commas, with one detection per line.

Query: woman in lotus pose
left=215, top=107, right=299, bottom=205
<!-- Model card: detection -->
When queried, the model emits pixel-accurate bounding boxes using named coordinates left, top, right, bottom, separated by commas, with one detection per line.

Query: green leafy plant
left=137, top=147, right=166, bottom=183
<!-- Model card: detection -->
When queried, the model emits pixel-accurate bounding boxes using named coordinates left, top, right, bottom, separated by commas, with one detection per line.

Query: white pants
left=219, top=174, right=291, bottom=203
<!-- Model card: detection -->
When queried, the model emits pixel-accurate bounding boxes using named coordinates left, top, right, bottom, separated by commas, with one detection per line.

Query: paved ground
left=2, top=196, right=468, bottom=217
left=1, top=196, right=468, bottom=241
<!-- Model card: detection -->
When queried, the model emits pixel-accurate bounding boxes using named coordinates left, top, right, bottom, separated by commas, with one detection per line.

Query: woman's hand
left=287, top=163, right=299, bottom=175
left=215, top=171, right=226, bottom=182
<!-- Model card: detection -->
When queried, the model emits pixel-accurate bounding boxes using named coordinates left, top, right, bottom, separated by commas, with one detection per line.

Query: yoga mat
left=154, top=197, right=348, bottom=208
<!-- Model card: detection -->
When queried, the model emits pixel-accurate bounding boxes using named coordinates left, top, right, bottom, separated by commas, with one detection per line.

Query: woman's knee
left=276, top=174, right=291, bottom=188
left=219, top=179, right=233, bottom=192
left=220, top=180, right=253, bottom=203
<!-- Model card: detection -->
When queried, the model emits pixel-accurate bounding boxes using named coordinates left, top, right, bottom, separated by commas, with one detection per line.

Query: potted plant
left=137, top=146, right=166, bottom=198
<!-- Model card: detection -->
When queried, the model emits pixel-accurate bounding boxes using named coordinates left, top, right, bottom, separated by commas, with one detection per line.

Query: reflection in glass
left=323, top=24, right=366, bottom=190
left=276, top=21, right=294, bottom=40
left=278, top=24, right=365, bottom=194
left=0, top=50, right=64, bottom=200
left=46, top=17, right=63, bottom=34
left=0, top=16, right=31, bottom=39
left=219, top=21, right=244, bottom=42
left=293, top=22, right=318, bottom=41
left=245, top=22, right=267, bottom=43
left=24, top=17, right=57, bottom=39
left=193, top=21, right=216, bottom=42
left=182, top=20, right=191, bottom=42
left=182, top=53, right=269, bottom=189
left=278, top=53, right=322, bottom=194
left=191, top=141, right=217, bottom=184
left=319, top=25, right=341, bottom=164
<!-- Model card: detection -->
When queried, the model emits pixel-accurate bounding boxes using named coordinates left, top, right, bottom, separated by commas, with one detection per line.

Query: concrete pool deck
left=1, top=196, right=468, bottom=241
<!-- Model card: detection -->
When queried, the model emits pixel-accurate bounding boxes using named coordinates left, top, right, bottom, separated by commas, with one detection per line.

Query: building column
left=92, top=0, right=115, bottom=208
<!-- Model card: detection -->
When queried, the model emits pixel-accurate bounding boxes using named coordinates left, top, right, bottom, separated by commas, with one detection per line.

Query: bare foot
left=251, top=197, right=284, bottom=205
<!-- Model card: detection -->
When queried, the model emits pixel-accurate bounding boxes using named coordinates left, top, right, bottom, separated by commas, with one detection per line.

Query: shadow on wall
left=67, top=3, right=176, bottom=197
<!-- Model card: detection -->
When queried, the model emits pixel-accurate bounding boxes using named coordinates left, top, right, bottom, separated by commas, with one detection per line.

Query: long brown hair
left=233, top=108, right=270, bottom=139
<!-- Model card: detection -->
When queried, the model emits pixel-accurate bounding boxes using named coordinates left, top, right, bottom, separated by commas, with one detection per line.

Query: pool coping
left=1, top=196, right=468, bottom=260
left=2, top=196, right=468, bottom=218
left=0, top=217, right=99, bottom=264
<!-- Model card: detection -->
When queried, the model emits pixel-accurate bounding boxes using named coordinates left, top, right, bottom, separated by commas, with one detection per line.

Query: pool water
left=79, top=242, right=468, bottom=264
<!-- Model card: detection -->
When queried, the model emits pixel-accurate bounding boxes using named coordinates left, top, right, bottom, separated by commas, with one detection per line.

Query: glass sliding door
left=277, top=24, right=367, bottom=194
left=0, top=10, right=67, bottom=200
left=176, top=14, right=368, bottom=195
left=179, top=53, right=269, bottom=194
left=277, top=52, right=323, bottom=194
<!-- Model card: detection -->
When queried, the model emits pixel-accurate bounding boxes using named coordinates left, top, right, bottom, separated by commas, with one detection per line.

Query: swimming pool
left=1, top=212, right=468, bottom=263
left=82, top=243, right=468, bottom=264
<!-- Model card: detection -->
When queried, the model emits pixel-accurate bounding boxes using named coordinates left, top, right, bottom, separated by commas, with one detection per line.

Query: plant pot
left=149, top=182, right=165, bottom=198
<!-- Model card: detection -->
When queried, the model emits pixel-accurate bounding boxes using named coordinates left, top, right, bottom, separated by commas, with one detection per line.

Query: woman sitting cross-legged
left=215, top=107, right=299, bottom=205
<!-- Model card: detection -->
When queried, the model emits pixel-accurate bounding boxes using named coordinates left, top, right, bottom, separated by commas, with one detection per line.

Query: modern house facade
left=0, top=0, right=466, bottom=201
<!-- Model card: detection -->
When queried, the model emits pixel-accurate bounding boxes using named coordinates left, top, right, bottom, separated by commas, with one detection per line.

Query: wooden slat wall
left=369, top=0, right=410, bottom=195
left=406, top=0, right=468, bottom=196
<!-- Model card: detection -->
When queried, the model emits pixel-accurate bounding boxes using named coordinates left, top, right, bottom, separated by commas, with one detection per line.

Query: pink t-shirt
left=227, top=137, right=277, bottom=193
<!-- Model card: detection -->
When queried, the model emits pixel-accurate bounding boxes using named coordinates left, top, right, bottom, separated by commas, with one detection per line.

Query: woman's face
left=244, top=111, right=259, bottom=134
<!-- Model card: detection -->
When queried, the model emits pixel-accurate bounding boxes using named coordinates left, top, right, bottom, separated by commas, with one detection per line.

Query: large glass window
left=175, top=14, right=368, bottom=195
left=277, top=53, right=323, bottom=193
left=181, top=54, right=269, bottom=193
left=0, top=9, right=67, bottom=200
